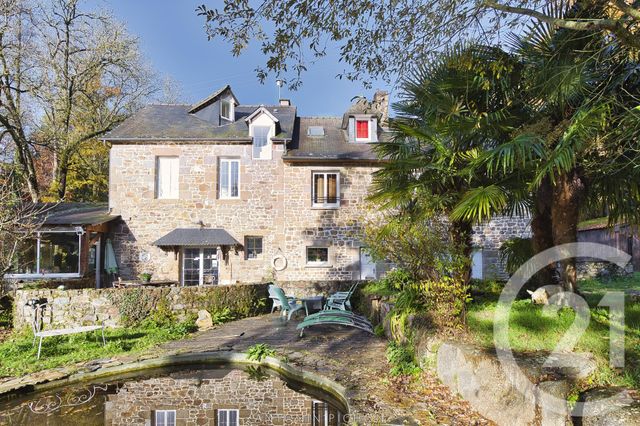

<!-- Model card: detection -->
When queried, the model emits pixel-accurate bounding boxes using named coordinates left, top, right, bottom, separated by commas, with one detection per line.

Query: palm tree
left=370, top=44, right=531, bottom=282
left=372, top=2, right=640, bottom=291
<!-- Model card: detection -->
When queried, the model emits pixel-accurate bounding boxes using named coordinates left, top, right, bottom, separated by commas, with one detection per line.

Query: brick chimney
left=372, top=90, right=389, bottom=127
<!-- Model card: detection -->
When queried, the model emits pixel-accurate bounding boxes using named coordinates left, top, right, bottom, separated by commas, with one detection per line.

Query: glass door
left=182, top=248, right=219, bottom=286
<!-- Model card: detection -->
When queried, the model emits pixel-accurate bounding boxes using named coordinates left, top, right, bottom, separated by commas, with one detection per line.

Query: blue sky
left=103, top=0, right=388, bottom=116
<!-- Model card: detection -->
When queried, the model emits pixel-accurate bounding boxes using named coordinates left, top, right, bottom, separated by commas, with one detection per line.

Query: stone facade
left=472, top=215, right=532, bottom=280
left=109, top=141, right=380, bottom=285
left=104, top=369, right=340, bottom=425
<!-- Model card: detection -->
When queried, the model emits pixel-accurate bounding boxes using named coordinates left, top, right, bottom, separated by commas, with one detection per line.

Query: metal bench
left=26, top=299, right=106, bottom=359
left=35, top=324, right=106, bottom=359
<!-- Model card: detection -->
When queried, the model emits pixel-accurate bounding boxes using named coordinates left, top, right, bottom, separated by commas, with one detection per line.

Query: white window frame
left=4, top=229, right=82, bottom=279
left=251, top=124, right=272, bottom=160
left=312, top=171, right=340, bottom=209
left=306, top=247, right=330, bottom=267
left=219, top=158, right=241, bottom=199
left=154, top=409, right=176, bottom=426
left=181, top=247, right=218, bottom=286
left=220, top=99, right=233, bottom=121
left=217, top=408, right=239, bottom=426
left=156, top=156, right=179, bottom=199
left=355, top=119, right=371, bottom=142
left=245, top=236, right=263, bottom=260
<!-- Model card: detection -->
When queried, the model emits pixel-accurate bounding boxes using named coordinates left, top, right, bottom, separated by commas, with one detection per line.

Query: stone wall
left=13, top=283, right=269, bottom=330
left=104, top=369, right=332, bottom=426
left=109, top=142, right=380, bottom=285
left=472, top=215, right=532, bottom=280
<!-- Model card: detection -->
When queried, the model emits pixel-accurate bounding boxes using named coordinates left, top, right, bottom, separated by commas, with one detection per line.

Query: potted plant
left=139, top=272, right=152, bottom=283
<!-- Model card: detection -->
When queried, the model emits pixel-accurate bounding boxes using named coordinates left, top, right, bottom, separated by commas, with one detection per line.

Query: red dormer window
left=356, top=119, right=369, bottom=140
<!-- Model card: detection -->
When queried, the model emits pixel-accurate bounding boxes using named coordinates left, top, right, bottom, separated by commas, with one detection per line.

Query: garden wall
left=13, top=283, right=270, bottom=330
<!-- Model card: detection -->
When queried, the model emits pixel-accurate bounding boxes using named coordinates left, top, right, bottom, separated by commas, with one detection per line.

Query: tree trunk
left=53, top=151, right=69, bottom=200
left=450, top=219, right=473, bottom=284
left=551, top=170, right=586, bottom=292
left=531, top=177, right=555, bottom=288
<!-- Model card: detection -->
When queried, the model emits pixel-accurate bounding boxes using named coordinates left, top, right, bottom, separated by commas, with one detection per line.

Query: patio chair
left=271, top=286, right=304, bottom=321
left=268, top=284, right=296, bottom=313
left=296, top=309, right=374, bottom=337
left=324, top=282, right=359, bottom=311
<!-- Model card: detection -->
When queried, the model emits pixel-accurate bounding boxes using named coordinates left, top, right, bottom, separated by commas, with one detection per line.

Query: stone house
left=102, top=85, right=531, bottom=286
left=4, top=85, right=530, bottom=287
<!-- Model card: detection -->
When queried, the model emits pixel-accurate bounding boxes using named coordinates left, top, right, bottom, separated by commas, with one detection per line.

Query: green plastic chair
left=272, top=286, right=304, bottom=321
left=324, top=282, right=359, bottom=311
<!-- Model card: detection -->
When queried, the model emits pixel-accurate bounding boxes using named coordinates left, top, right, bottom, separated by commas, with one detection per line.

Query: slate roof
left=189, top=85, right=239, bottom=114
left=103, top=104, right=297, bottom=142
left=36, top=203, right=119, bottom=226
left=283, top=117, right=385, bottom=161
left=153, top=228, right=241, bottom=247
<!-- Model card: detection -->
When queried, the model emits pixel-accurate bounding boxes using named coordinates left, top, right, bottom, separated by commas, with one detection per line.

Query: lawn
left=467, top=275, right=640, bottom=389
left=0, top=319, right=197, bottom=378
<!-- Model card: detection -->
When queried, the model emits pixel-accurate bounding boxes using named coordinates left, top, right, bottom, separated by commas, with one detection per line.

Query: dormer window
left=221, top=99, right=233, bottom=121
left=347, top=115, right=377, bottom=143
left=356, top=120, right=369, bottom=140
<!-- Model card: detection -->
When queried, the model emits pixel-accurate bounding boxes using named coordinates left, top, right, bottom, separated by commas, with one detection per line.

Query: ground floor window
left=307, top=247, right=329, bottom=266
left=245, top=236, right=263, bottom=259
left=154, top=409, right=176, bottom=426
left=5, top=231, right=81, bottom=277
left=182, top=248, right=218, bottom=286
left=217, top=409, right=239, bottom=426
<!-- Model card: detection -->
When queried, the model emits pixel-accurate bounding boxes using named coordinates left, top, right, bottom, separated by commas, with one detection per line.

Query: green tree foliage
left=371, top=4, right=640, bottom=291
left=363, top=209, right=471, bottom=328
left=197, top=0, right=640, bottom=88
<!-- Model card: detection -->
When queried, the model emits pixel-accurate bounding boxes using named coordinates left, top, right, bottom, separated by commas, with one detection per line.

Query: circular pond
left=0, top=363, right=347, bottom=425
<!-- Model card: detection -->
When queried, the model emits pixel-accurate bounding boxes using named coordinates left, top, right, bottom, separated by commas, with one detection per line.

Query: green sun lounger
left=296, top=310, right=374, bottom=337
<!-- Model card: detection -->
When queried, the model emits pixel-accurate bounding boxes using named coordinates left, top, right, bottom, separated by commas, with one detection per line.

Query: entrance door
left=360, top=248, right=376, bottom=280
left=182, top=248, right=218, bottom=286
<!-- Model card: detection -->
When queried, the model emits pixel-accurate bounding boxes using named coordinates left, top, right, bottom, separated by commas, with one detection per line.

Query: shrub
left=0, top=295, right=13, bottom=328
left=247, top=343, right=276, bottom=361
left=211, top=307, right=235, bottom=325
left=363, top=268, right=413, bottom=297
left=386, top=341, right=421, bottom=376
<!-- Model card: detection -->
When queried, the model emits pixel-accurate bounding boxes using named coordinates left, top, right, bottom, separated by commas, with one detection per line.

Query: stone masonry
left=104, top=369, right=336, bottom=426
left=109, top=142, right=380, bottom=284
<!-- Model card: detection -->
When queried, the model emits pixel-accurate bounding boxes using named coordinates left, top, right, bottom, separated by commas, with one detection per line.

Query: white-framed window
left=252, top=125, right=272, bottom=159
left=154, top=410, right=176, bottom=426
left=221, top=99, right=233, bottom=121
left=182, top=248, right=218, bottom=286
left=306, top=247, right=329, bottom=266
left=312, top=172, right=340, bottom=208
left=245, top=236, right=263, bottom=259
left=217, top=409, right=239, bottom=426
left=355, top=119, right=370, bottom=141
left=4, top=230, right=82, bottom=279
left=219, top=158, right=240, bottom=199
left=156, top=156, right=179, bottom=199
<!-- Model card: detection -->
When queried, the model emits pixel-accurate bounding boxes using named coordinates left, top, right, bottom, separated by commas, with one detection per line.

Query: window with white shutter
left=156, top=156, right=179, bottom=199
